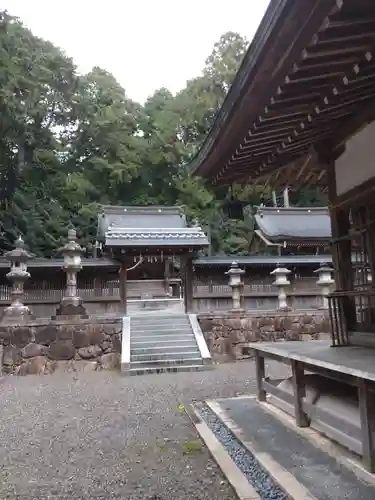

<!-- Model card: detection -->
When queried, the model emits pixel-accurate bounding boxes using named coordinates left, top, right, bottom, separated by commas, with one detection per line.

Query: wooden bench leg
left=291, top=360, right=309, bottom=428
left=358, top=378, right=375, bottom=472
left=255, top=351, right=267, bottom=402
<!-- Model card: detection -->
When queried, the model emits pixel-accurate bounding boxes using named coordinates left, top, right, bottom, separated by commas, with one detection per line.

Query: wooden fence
left=0, top=276, right=326, bottom=316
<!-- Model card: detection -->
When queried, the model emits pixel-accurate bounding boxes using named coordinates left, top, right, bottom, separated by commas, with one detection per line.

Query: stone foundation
left=0, top=318, right=121, bottom=375
left=198, top=312, right=330, bottom=361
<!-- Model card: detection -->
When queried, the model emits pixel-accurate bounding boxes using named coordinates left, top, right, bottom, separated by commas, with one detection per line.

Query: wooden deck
left=249, top=340, right=375, bottom=382
left=250, top=340, right=375, bottom=473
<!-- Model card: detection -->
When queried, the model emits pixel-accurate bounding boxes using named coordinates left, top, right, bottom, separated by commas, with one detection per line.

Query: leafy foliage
left=0, top=12, right=325, bottom=257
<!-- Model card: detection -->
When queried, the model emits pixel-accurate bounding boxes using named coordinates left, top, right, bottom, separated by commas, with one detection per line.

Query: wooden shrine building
left=254, top=206, right=331, bottom=254
left=96, top=206, right=209, bottom=313
left=192, top=0, right=375, bottom=472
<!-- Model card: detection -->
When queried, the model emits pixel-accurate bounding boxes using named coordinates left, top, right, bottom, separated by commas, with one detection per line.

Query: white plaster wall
left=335, top=120, right=375, bottom=196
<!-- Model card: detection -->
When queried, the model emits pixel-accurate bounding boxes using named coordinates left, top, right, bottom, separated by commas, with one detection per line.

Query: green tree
left=0, top=15, right=324, bottom=258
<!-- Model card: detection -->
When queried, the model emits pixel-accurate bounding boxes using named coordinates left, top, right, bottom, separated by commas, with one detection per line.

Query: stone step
left=131, top=332, right=195, bottom=340
left=131, top=312, right=187, bottom=319
left=131, top=319, right=191, bottom=328
left=131, top=318, right=190, bottom=326
left=131, top=344, right=199, bottom=355
left=129, top=364, right=208, bottom=376
left=131, top=351, right=200, bottom=362
left=131, top=357, right=203, bottom=369
left=131, top=339, right=198, bottom=349
left=131, top=327, right=193, bottom=336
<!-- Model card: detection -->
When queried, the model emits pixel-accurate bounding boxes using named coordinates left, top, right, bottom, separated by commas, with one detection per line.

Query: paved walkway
left=0, top=361, right=289, bottom=500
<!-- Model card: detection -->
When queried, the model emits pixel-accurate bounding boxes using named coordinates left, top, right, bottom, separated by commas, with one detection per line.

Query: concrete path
left=0, top=361, right=289, bottom=500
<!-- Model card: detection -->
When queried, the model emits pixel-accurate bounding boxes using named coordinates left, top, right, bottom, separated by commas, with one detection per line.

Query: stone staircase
left=126, top=313, right=212, bottom=375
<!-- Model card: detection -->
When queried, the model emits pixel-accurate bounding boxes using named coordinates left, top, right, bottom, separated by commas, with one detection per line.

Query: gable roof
left=97, top=206, right=209, bottom=248
left=254, top=206, right=331, bottom=243
left=190, top=0, right=375, bottom=189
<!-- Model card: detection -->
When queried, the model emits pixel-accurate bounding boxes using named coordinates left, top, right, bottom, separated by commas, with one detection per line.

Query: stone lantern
left=55, top=228, right=87, bottom=318
left=225, top=261, right=245, bottom=312
left=271, top=264, right=291, bottom=310
left=2, top=236, right=33, bottom=323
left=314, top=263, right=334, bottom=309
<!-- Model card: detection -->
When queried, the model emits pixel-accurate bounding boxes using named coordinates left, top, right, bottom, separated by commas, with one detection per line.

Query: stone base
left=54, top=301, right=88, bottom=319
left=229, top=308, right=245, bottom=315
left=1, top=305, right=34, bottom=325
left=278, top=306, right=291, bottom=312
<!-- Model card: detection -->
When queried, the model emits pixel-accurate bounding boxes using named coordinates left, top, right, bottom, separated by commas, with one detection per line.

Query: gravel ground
left=0, top=360, right=289, bottom=500
left=197, top=403, right=287, bottom=500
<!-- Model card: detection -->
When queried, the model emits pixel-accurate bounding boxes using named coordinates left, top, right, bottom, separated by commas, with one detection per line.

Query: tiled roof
left=254, top=206, right=331, bottom=243
left=194, top=255, right=333, bottom=266
left=98, top=206, right=209, bottom=248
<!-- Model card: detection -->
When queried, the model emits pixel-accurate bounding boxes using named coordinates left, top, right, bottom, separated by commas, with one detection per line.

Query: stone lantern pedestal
left=55, top=228, right=88, bottom=319
left=271, top=265, right=291, bottom=311
left=2, top=236, right=34, bottom=324
left=225, top=262, right=245, bottom=313
left=314, top=263, right=334, bottom=310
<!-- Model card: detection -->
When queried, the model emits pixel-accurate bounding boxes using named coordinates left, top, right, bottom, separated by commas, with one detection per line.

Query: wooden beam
left=302, top=42, right=370, bottom=60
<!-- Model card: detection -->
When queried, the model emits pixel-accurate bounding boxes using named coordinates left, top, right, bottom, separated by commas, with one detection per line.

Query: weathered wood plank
left=255, top=351, right=267, bottom=402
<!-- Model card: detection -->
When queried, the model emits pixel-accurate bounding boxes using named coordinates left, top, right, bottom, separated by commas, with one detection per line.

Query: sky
left=3, top=0, right=270, bottom=103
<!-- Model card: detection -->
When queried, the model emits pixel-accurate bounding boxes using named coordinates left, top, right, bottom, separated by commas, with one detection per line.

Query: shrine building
left=192, top=0, right=375, bottom=475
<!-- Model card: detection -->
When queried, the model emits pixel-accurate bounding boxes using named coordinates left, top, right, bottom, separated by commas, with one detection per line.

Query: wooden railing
left=0, top=277, right=325, bottom=315
left=193, top=277, right=321, bottom=297
left=0, top=277, right=322, bottom=300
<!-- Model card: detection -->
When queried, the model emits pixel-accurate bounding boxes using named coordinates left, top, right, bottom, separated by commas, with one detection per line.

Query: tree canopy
left=0, top=12, right=326, bottom=257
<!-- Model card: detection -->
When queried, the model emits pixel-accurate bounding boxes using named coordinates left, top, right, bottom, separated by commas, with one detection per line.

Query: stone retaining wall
left=198, top=312, right=330, bottom=361
left=0, top=318, right=121, bottom=375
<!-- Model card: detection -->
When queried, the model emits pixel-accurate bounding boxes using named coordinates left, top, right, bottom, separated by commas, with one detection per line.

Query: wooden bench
left=250, top=340, right=375, bottom=472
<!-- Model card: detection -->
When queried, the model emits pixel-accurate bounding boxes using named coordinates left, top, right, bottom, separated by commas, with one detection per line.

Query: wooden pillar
left=326, top=157, right=356, bottom=331
left=358, top=378, right=375, bottom=472
left=291, top=360, right=309, bottom=428
left=255, top=352, right=266, bottom=402
left=184, top=256, right=194, bottom=313
left=119, top=264, right=127, bottom=315
left=164, top=258, right=170, bottom=295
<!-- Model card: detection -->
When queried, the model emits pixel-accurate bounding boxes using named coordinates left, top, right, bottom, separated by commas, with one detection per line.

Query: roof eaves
left=190, top=0, right=292, bottom=177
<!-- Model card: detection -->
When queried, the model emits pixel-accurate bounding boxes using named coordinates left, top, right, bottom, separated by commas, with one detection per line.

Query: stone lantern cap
left=270, top=265, right=291, bottom=276
left=314, top=262, right=334, bottom=286
left=225, top=261, right=245, bottom=276
left=314, top=262, right=334, bottom=274
left=4, top=236, right=33, bottom=263
left=58, top=228, right=83, bottom=256
left=270, top=263, right=291, bottom=286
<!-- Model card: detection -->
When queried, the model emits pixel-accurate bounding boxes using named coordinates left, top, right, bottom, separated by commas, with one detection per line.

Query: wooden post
left=358, top=378, right=375, bottom=472
left=291, top=360, right=309, bottom=427
left=119, top=264, right=127, bottom=315
left=255, top=351, right=267, bottom=402
left=164, top=258, right=170, bottom=295
left=184, top=256, right=194, bottom=313
left=325, top=158, right=356, bottom=336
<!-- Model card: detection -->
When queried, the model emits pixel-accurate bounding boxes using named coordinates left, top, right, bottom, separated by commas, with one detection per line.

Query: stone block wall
left=0, top=318, right=122, bottom=375
left=198, top=312, right=330, bottom=361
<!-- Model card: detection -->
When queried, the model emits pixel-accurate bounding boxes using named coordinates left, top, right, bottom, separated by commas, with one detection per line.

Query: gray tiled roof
left=194, top=255, right=333, bottom=266
left=97, top=206, right=209, bottom=248
left=0, top=257, right=118, bottom=269
left=254, top=206, right=331, bottom=242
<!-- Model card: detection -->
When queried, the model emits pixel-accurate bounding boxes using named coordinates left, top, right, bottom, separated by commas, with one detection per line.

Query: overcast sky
left=4, top=0, right=270, bottom=103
